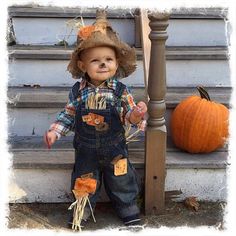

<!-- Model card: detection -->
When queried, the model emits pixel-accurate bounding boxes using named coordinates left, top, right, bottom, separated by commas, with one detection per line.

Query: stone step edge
left=11, top=149, right=229, bottom=170
left=7, top=86, right=232, bottom=108
left=8, top=135, right=228, bottom=153
left=8, top=46, right=229, bottom=60
left=8, top=6, right=228, bottom=19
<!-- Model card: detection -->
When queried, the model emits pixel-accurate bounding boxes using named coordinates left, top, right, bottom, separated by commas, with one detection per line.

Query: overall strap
left=69, top=81, right=81, bottom=101
left=113, top=81, right=128, bottom=124
left=113, top=81, right=127, bottom=100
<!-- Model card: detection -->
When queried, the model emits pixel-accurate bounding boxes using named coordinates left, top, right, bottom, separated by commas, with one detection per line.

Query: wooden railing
left=145, top=12, right=170, bottom=215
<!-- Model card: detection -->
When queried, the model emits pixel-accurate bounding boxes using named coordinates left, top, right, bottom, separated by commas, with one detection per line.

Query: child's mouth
left=97, top=70, right=109, bottom=73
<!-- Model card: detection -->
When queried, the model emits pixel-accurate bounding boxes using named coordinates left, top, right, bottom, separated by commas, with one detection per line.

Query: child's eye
left=106, top=58, right=113, bottom=61
left=91, top=59, right=98, bottom=62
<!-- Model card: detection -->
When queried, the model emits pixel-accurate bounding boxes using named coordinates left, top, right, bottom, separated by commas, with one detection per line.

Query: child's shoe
left=123, top=213, right=141, bottom=226
left=119, top=215, right=145, bottom=232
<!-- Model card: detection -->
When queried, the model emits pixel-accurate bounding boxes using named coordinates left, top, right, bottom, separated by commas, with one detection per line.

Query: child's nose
left=99, top=62, right=106, bottom=68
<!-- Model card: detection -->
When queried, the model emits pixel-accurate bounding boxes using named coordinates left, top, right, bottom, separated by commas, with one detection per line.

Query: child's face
left=78, top=46, right=118, bottom=86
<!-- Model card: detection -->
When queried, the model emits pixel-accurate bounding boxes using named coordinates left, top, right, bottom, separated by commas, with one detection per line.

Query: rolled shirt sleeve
left=49, top=89, right=77, bottom=138
left=121, top=86, right=146, bottom=130
left=120, top=87, right=136, bottom=124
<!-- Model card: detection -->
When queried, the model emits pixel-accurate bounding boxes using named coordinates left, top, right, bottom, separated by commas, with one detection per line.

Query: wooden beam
left=145, top=12, right=169, bottom=215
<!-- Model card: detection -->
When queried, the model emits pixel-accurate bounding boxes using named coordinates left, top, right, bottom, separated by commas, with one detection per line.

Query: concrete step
left=9, top=45, right=229, bottom=60
left=10, top=136, right=228, bottom=169
left=8, top=6, right=228, bottom=46
left=7, top=87, right=231, bottom=136
left=9, top=136, right=228, bottom=203
left=8, top=47, right=230, bottom=87
left=8, top=59, right=231, bottom=87
left=8, top=86, right=231, bottom=108
left=5, top=106, right=224, bottom=137
left=8, top=6, right=228, bottom=19
left=12, top=148, right=228, bottom=169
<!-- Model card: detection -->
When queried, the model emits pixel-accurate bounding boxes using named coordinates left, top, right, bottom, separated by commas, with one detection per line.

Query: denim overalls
left=71, top=81, right=140, bottom=220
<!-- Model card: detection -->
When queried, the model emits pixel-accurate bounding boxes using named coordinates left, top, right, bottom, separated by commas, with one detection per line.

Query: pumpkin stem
left=197, top=86, right=211, bottom=101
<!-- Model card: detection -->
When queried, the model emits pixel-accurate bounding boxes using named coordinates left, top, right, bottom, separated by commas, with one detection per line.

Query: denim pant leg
left=86, top=170, right=103, bottom=209
left=71, top=148, right=102, bottom=208
left=103, top=159, right=140, bottom=219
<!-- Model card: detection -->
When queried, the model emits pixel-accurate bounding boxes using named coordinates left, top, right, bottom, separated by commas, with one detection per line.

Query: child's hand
left=130, top=101, right=147, bottom=124
left=44, top=131, right=57, bottom=149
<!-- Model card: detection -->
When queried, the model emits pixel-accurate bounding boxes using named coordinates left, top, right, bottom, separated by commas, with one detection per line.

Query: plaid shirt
left=50, top=77, right=138, bottom=138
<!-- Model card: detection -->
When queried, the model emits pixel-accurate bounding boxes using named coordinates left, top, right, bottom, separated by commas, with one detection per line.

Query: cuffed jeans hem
left=116, top=203, right=140, bottom=219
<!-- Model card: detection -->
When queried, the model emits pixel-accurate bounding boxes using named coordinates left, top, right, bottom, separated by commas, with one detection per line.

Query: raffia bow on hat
left=67, top=9, right=136, bottom=79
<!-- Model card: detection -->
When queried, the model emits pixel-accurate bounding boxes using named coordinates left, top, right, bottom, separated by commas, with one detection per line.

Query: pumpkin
left=170, top=86, right=229, bottom=153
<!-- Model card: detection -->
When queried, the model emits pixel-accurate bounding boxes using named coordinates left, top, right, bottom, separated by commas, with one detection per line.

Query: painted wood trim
left=140, top=9, right=151, bottom=95
left=145, top=12, right=169, bottom=215
left=134, top=9, right=141, bottom=48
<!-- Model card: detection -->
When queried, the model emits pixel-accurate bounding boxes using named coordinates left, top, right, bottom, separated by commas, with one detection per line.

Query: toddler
left=45, top=9, right=147, bottom=227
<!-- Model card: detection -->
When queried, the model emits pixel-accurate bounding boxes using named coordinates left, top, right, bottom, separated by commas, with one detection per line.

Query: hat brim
left=67, top=31, right=136, bottom=79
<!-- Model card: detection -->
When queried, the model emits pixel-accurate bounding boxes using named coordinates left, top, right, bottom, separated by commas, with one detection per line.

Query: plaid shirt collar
left=79, top=75, right=118, bottom=91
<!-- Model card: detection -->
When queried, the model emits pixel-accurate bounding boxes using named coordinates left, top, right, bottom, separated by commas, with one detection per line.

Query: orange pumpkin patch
left=73, top=177, right=97, bottom=196
left=170, top=86, right=229, bottom=153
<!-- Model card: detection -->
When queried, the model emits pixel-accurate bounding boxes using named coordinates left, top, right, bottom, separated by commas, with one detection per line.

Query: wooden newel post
left=145, top=12, right=169, bottom=215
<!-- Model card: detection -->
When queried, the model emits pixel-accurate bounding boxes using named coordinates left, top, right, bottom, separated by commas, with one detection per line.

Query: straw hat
left=67, top=9, right=136, bottom=79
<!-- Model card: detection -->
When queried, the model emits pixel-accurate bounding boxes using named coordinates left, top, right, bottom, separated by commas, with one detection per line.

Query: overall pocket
left=80, top=108, right=111, bottom=135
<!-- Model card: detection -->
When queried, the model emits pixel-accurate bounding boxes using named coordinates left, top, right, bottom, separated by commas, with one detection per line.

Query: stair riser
left=8, top=108, right=173, bottom=136
left=8, top=60, right=231, bottom=87
left=9, top=168, right=226, bottom=203
left=12, top=18, right=135, bottom=46
left=12, top=18, right=227, bottom=46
